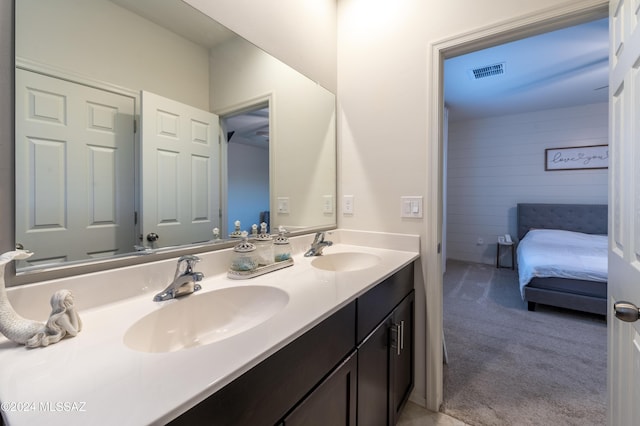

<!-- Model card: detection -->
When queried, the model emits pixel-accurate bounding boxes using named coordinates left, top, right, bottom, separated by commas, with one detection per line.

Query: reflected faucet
left=153, top=255, right=204, bottom=302
left=304, top=232, right=333, bottom=257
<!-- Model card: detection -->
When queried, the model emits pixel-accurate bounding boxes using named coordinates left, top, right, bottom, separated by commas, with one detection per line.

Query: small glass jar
left=254, top=222, right=274, bottom=266
left=273, top=226, right=291, bottom=262
left=230, top=233, right=258, bottom=272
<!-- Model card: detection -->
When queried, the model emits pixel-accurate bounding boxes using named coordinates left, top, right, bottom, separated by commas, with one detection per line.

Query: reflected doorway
left=222, top=105, right=270, bottom=236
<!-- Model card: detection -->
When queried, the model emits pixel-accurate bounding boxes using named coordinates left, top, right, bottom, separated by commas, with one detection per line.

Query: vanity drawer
left=168, top=300, right=356, bottom=426
left=356, top=263, right=413, bottom=343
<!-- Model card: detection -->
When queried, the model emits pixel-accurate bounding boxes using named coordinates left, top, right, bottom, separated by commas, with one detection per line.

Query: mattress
left=516, top=229, right=608, bottom=298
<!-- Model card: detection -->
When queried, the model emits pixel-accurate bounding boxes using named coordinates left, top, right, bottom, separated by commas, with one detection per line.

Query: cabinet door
left=284, top=352, right=357, bottom=426
left=357, top=316, right=392, bottom=426
left=390, top=291, right=415, bottom=425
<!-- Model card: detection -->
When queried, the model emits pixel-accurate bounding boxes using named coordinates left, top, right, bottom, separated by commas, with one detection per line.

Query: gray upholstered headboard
left=517, top=203, right=608, bottom=240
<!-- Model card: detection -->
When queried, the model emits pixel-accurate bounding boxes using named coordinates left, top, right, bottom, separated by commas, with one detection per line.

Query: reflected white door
left=140, top=91, right=220, bottom=248
left=15, top=69, right=135, bottom=265
left=608, top=1, right=640, bottom=424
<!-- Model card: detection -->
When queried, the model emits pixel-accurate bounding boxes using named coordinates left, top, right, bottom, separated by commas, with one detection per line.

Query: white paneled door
left=140, top=91, right=220, bottom=248
left=609, top=0, right=640, bottom=424
left=15, top=69, right=135, bottom=264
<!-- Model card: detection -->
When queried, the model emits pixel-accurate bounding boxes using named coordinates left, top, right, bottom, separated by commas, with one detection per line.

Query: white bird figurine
left=0, top=250, right=82, bottom=348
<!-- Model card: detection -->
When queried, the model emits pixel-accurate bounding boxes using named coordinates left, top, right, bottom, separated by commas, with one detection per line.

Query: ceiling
left=111, top=0, right=234, bottom=48
left=224, top=107, right=270, bottom=149
left=444, top=18, right=609, bottom=122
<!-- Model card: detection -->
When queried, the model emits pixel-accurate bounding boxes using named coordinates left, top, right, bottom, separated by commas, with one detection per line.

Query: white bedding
left=516, top=229, right=608, bottom=298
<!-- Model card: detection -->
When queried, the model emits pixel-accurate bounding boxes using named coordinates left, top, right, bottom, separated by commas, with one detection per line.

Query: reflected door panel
left=15, top=69, right=136, bottom=266
left=140, top=91, right=220, bottom=248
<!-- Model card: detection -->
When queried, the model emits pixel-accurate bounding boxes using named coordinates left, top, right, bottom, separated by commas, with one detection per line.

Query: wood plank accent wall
left=446, top=103, right=608, bottom=265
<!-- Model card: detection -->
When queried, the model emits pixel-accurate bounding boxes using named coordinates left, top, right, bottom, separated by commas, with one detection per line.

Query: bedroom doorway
left=427, top=0, right=610, bottom=416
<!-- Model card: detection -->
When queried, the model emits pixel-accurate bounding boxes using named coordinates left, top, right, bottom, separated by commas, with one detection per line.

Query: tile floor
left=397, top=402, right=469, bottom=426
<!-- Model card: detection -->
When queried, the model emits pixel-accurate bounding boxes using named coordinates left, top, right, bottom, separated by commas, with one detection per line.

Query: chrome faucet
left=153, top=255, right=204, bottom=302
left=304, top=232, right=333, bottom=257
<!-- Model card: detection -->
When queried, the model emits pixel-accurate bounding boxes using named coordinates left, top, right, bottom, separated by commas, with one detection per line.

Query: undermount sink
left=123, top=285, right=289, bottom=353
left=311, top=252, right=381, bottom=272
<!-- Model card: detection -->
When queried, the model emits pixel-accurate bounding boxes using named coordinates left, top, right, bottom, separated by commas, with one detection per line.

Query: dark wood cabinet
left=357, top=264, right=413, bottom=342
left=356, top=262, right=415, bottom=426
left=357, top=314, right=393, bottom=426
left=169, top=263, right=415, bottom=426
left=283, top=352, right=357, bottom=426
left=390, top=291, right=415, bottom=425
left=357, top=290, right=415, bottom=426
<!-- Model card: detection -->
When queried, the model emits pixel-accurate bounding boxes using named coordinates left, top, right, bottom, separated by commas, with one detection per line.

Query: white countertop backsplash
left=0, top=230, right=419, bottom=426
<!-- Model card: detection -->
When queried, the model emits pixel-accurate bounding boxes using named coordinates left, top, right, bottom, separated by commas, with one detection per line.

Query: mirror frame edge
left=11, top=224, right=336, bottom=286
left=3, top=0, right=16, bottom=286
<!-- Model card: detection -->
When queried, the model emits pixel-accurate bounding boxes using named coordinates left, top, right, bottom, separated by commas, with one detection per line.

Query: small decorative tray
left=227, top=258, right=294, bottom=280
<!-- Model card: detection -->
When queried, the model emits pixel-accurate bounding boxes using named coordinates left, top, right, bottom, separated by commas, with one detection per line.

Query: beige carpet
left=442, top=260, right=606, bottom=426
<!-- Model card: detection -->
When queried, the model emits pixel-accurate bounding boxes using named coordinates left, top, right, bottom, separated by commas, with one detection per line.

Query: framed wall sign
left=545, top=144, right=609, bottom=171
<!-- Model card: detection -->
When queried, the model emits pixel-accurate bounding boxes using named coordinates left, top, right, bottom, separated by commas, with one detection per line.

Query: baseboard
left=408, top=392, right=426, bottom=408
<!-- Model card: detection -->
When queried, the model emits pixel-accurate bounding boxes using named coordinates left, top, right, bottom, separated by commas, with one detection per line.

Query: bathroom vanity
left=170, top=263, right=414, bottom=426
left=0, top=231, right=419, bottom=426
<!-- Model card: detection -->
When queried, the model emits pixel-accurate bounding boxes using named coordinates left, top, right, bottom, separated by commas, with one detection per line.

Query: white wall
left=447, top=103, right=608, bottom=265
left=16, top=0, right=211, bottom=110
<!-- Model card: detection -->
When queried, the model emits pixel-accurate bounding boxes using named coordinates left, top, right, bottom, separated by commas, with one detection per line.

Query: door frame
left=215, top=93, right=274, bottom=236
left=426, top=0, right=608, bottom=411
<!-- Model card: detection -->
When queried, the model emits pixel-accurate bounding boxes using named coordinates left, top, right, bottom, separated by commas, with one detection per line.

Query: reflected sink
left=311, top=252, right=381, bottom=272
left=124, top=286, right=289, bottom=353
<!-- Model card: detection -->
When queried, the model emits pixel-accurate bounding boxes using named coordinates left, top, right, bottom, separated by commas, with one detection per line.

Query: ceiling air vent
left=468, top=62, right=505, bottom=80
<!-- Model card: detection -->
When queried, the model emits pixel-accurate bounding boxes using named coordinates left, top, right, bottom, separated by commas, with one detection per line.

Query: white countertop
left=0, top=230, right=419, bottom=425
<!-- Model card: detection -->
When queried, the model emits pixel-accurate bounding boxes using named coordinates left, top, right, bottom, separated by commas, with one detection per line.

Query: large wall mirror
left=14, top=0, right=336, bottom=276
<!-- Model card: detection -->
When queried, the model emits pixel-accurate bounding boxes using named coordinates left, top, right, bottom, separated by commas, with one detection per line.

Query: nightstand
left=496, top=241, right=515, bottom=270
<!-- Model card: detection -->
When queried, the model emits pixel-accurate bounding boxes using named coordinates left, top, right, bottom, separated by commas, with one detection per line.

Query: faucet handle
left=176, top=255, right=201, bottom=276
left=178, top=254, right=201, bottom=263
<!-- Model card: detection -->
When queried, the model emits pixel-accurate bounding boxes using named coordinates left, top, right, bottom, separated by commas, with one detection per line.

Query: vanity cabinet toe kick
left=168, top=263, right=415, bottom=426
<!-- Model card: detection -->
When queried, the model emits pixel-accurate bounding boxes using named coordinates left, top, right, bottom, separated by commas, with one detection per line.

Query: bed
left=516, top=203, right=608, bottom=315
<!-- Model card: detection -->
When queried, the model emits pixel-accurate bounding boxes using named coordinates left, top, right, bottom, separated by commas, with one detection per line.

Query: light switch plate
left=400, top=196, right=423, bottom=218
left=343, top=195, right=354, bottom=215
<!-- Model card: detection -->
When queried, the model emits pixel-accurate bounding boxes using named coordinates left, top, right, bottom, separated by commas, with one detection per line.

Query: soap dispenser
left=254, top=222, right=274, bottom=266
left=274, top=226, right=292, bottom=262
left=230, top=232, right=258, bottom=272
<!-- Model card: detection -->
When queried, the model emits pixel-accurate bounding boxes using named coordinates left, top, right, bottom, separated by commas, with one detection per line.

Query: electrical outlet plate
left=343, top=195, right=354, bottom=215
left=277, top=197, right=290, bottom=214
left=400, top=196, right=423, bottom=218
left=322, top=195, right=333, bottom=214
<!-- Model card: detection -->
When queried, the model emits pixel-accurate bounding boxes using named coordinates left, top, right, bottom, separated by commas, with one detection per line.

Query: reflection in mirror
left=14, top=0, right=336, bottom=275
left=223, top=106, right=270, bottom=235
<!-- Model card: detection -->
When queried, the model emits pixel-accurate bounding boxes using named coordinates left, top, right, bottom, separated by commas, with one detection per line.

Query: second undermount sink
left=311, top=252, right=381, bottom=272
left=123, top=285, right=289, bottom=353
